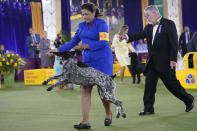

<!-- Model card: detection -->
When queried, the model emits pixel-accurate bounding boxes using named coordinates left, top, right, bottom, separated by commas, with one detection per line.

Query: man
left=136, top=39, right=148, bottom=52
left=187, top=32, right=197, bottom=52
left=120, top=5, right=194, bottom=116
left=179, top=26, right=193, bottom=57
left=26, top=27, right=40, bottom=58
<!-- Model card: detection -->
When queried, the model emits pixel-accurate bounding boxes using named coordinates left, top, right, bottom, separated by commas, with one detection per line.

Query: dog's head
left=53, top=51, right=75, bottom=60
left=129, top=52, right=138, bottom=65
left=129, top=52, right=138, bottom=60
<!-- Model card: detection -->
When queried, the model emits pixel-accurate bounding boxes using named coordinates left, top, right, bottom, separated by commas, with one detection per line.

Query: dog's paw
left=46, top=87, right=53, bottom=91
left=122, top=113, right=126, bottom=118
left=42, top=81, right=48, bottom=85
left=116, top=112, right=120, bottom=118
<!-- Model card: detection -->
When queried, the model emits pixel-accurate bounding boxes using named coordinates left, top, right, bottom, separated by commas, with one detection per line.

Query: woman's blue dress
left=58, top=18, right=113, bottom=76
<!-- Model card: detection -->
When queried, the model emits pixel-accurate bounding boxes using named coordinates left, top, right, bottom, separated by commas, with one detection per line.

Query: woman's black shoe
left=104, top=118, right=112, bottom=126
left=73, top=123, right=91, bottom=129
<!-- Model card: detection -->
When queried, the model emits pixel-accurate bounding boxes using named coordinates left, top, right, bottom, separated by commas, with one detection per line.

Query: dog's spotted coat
left=43, top=51, right=126, bottom=118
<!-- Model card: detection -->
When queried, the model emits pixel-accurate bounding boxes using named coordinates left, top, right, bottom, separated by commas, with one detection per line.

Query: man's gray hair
left=144, top=5, right=160, bottom=15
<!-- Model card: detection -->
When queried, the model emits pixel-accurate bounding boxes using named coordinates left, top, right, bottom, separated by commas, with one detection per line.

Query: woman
left=50, top=3, right=113, bottom=129
left=54, top=33, right=64, bottom=48
left=38, top=31, right=51, bottom=68
left=112, top=25, right=136, bottom=83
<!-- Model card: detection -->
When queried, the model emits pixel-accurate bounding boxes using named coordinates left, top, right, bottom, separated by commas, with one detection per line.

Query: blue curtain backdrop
left=99, top=0, right=103, bottom=9
left=124, top=0, right=143, bottom=34
left=0, top=1, right=32, bottom=57
left=149, top=0, right=154, bottom=5
left=112, top=0, right=116, bottom=8
left=61, top=0, right=71, bottom=36
left=181, top=0, right=197, bottom=32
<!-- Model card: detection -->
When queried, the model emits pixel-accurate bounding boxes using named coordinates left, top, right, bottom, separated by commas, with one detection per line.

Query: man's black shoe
left=139, top=111, right=155, bottom=116
left=104, top=118, right=112, bottom=126
left=73, top=123, right=91, bottom=129
left=185, top=98, right=194, bottom=112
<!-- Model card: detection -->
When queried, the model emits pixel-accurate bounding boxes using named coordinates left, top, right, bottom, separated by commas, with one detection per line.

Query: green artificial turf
left=0, top=77, right=197, bottom=131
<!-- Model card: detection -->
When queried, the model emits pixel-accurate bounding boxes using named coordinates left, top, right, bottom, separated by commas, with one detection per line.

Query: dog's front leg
left=42, top=74, right=63, bottom=85
left=46, top=78, right=69, bottom=91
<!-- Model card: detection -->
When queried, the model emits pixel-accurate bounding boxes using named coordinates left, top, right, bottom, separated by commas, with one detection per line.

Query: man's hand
left=32, top=43, right=37, bottom=47
left=170, top=61, right=177, bottom=69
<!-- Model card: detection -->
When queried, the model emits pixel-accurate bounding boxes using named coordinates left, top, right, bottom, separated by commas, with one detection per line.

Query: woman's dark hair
left=57, top=33, right=61, bottom=38
left=81, top=3, right=103, bottom=17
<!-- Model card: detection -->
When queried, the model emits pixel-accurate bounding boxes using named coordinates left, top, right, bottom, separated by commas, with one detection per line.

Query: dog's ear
left=70, top=51, right=76, bottom=56
left=129, top=52, right=135, bottom=57
left=130, top=52, right=137, bottom=57
left=62, top=51, right=73, bottom=56
left=52, top=51, right=73, bottom=60
left=52, top=51, right=71, bottom=56
left=128, top=52, right=132, bottom=57
left=61, top=51, right=73, bottom=60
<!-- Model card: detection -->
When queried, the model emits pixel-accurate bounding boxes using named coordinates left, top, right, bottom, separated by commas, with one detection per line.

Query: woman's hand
left=74, top=43, right=89, bottom=50
left=118, top=34, right=127, bottom=42
left=111, top=45, right=115, bottom=52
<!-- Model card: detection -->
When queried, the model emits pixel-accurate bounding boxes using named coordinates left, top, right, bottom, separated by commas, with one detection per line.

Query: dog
left=129, top=52, right=145, bottom=84
left=42, top=51, right=126, bottom=118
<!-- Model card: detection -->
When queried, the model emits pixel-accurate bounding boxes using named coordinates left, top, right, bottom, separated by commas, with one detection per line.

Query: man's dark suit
left=26, top=34, right=40, bottom=58
left=128, top=17, right=194, bottom=112
left=179, top=31, right=193, bottom=56
left=187, top=32, right=197, bottom=52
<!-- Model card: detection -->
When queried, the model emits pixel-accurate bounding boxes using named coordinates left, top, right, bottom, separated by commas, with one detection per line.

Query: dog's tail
left=111, top=71, right=120, bottom=79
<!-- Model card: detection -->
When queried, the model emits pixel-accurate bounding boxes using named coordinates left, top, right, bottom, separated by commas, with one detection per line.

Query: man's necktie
left=186, top=32, right=190, bottom=44
left=32, top=36, right=36, bottom=43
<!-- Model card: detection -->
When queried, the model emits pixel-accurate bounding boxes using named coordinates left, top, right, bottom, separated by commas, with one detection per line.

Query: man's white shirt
left=185, top=32, right=190, bottom=44
left=152, top=17, right=162, bottom=45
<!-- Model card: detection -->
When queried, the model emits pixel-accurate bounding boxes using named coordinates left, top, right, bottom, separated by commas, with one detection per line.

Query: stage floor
left=0, top=77, right=197, bottom=131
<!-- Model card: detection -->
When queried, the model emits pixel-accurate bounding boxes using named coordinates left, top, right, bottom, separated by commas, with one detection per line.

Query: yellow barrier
left=71, top=32, right=75, bottom=38
left=70, top=14, right=82, bottom=21
left=24, top=69, right=56, bottom=85
left=23, top=62, right=135, bottom=85
left=176, top=52, right=197, bottom=89
left=176, top=70, right=197, bottom=89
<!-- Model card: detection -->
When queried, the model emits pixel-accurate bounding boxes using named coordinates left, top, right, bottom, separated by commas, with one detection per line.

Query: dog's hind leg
left=114, top=100, right=126, bottom=118
left=97, top=85, right=126, bottom=118
left=42, top=74, right=63, bottom=85
left=132, top=74, right=136, bottom=84
left=106, top=97, right=126, bottom=119
left=137, top=73, right=141, bottom=84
